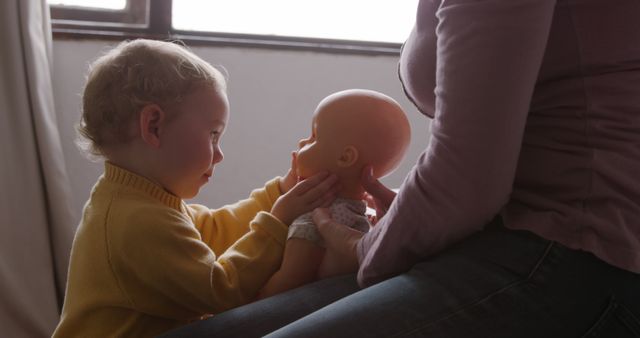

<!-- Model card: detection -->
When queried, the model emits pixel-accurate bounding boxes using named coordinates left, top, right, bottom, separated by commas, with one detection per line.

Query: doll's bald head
left=296, top=89, right=410, bottom=197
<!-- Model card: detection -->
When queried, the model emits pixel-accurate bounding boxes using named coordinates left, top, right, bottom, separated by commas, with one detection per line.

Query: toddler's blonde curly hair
left=77, top=39, right=227, bottom=158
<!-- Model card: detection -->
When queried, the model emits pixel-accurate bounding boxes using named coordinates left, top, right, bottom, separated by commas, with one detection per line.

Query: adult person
left=162, top=0, right=640, bottom=336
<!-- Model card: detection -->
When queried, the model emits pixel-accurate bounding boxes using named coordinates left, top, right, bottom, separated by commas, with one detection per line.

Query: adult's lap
left=266, top=223, right=640, bottom=337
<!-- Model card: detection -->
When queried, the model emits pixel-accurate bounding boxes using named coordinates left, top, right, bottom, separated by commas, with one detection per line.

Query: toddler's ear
left=139, top=104, right=164, bottom=148
left=337, top=146, right=359, bottom=167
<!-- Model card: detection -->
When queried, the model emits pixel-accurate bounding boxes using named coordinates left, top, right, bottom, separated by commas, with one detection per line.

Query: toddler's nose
left=213, top=148, right=224, bottom=164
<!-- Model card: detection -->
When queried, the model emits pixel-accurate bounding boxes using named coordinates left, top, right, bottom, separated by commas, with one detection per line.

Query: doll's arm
left=257, top=238, right=325, bottom=299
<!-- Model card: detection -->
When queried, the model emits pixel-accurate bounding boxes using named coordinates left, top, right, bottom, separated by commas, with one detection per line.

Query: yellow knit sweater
left=53, top=162, right=287, bottom=337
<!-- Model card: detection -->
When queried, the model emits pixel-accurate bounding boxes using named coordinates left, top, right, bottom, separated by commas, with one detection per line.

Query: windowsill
left=51, top=26, right=403, bottom=56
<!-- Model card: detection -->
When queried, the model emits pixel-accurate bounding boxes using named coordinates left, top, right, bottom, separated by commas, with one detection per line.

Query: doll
left=258, top=88, right=411, bottom=298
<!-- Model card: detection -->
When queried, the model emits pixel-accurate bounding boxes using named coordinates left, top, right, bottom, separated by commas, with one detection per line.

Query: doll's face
left=295, top=89, right=411, bottom=184
left=295, top=111, right=337, bottom=179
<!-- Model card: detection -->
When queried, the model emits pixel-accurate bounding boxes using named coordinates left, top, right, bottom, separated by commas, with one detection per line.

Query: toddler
left=53, top=39, right=338, bottom=337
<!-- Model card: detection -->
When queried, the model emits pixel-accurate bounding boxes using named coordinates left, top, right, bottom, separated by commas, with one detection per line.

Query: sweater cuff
left=264, top=177, right=284, bottom=206
left=251, top=211, right=288, bottom=246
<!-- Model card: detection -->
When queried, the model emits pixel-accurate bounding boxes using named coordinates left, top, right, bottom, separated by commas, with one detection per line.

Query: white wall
left=52, top=39, right=431, bottom=225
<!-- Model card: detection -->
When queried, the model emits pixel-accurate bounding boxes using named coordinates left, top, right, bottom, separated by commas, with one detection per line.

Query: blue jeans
left=161, top=219, right=640, bottom=337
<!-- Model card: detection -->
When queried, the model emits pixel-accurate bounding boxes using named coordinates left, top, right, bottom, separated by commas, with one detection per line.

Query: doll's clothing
left=287, top=198, right=370, bottom=247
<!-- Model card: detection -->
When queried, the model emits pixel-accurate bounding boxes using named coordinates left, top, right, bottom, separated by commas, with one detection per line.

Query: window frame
left=49, top=0, right=403, bottom=55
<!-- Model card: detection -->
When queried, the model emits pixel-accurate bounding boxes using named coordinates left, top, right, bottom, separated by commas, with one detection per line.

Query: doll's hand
left=313, top=208, right=362, bottom=278
left=279, top=152, right=299, bottom=193
left=271, top=172, right=339, bottom=225
left=361, top=165, right=396, bottom=224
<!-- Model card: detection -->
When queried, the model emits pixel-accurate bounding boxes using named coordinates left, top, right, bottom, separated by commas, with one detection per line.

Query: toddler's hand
left=279, top=152, right=299, bottom=193
left=272, top=172, right=339, bottom=225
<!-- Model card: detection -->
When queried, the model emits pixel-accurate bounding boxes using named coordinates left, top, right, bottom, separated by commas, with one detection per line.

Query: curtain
left=0, top=0, right=75, bottom=336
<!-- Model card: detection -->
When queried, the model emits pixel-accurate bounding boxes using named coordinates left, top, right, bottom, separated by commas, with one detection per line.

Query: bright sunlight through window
left=48, top=0, right=126, bottom=10
left=48, top=0, right=418, bottom=44
left=173, top=0, right=419, bottom=44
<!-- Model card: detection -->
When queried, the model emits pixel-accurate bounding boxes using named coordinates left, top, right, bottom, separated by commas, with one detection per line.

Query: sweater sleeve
left=187, top=177, right=282, bottom=255
left=109, top=201, right=287, bottom=319
left=357, top=0, right=556, bottom=287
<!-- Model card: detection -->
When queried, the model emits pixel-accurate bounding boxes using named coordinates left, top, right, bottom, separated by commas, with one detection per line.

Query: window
left=49, top=0, right=417, bottom=54
left=49, top=0, right=126, bottom=10
left=49, top=0, right=147, bottom=28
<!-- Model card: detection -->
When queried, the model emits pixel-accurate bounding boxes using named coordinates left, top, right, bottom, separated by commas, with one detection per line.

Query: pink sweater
left=357, top=0, right=640, bottom=286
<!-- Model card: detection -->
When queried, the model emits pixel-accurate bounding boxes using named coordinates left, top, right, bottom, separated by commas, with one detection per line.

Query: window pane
left=173, top=0, right=418, bottom=43
left=48, top=0, right=126, bottom=10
